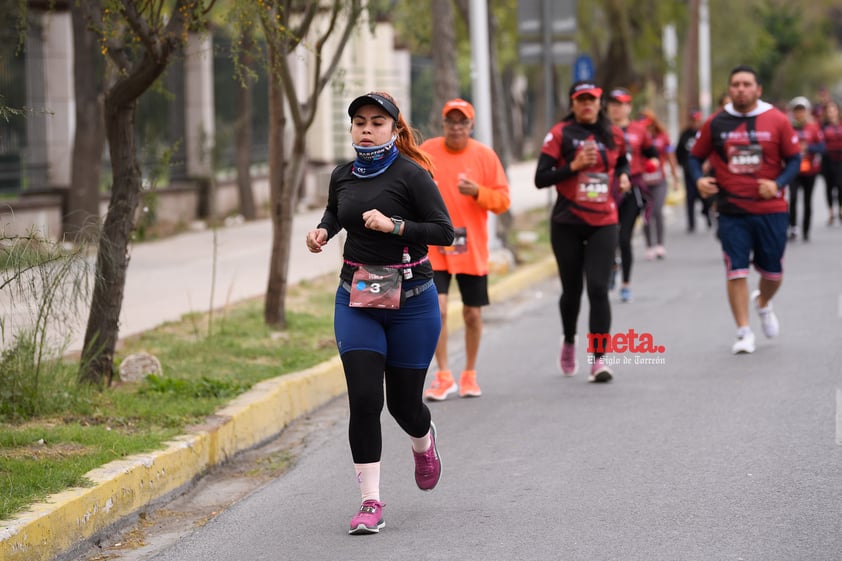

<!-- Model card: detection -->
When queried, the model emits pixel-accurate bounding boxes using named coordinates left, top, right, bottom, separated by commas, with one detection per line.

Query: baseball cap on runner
left=570, top=82, right=603, bottom=99
left=608, top=88, right=632, bottom=103
left=348, top=92, right=400, bottom=120
left=788, top=96, right=811, bottom=110
left=442, top=98, right=475, bottom=120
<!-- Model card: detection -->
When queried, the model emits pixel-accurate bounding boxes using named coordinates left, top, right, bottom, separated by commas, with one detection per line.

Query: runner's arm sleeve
left=687, top=155, right=705, bottom=185
left=534, top=153, right=575, bottom=188
left=808, top=141, right=826, bottom=155
left=404, top=168, right=455, bottom=246
left=642, top=145, right=659, bottom=160
left=614, top=153, right=631, bottom=179
left=475, top=184, right=511, bottom=214
left=317, top=175, right=342, bottom=239
left=776, top=154, right=801, bottom=188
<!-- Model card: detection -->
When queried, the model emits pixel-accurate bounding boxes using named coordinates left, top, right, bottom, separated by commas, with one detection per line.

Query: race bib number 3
left=576, top=172, right=610, bottom=203
left=727, top=144, right=762, bottom=174
left=349, top=266, right=402, bottom=309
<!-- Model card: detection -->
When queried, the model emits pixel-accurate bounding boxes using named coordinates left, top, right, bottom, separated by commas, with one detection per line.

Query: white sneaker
left=731, top=329, right=756, bottom=354
left=751, top=289, right=779, bottom=338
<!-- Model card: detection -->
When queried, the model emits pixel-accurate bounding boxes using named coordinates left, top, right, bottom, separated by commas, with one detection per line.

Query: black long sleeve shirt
left=318, top=155, right=455, bottom=283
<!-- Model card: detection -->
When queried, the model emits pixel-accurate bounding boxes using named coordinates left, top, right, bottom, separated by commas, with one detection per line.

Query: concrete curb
left=0, top=255, right=556, bottom=561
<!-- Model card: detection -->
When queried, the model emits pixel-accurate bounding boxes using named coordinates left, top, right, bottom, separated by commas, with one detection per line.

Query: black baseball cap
left=348, top=93, right=400, bottom=120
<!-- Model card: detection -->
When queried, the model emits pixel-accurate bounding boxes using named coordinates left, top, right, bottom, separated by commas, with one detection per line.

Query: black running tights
left=617, top=192, right=643, bottom=284
left=550, top=221, right=618, bottom=354
left=341, top=350, right=431, bottom=464
left=789, top=174, right=816, bottom=237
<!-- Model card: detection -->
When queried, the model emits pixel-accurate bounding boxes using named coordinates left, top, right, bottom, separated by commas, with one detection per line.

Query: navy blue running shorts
left=717, top=212, right=787, bottom=281
left=333, top=281, right=441, bottom=369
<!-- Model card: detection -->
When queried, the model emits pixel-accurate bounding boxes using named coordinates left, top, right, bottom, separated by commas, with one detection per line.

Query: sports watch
left=390, top=216, right=404, bottom=235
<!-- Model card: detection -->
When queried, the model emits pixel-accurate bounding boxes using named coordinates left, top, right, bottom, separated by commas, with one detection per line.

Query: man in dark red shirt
left=688, top=65, right=801, bottom=355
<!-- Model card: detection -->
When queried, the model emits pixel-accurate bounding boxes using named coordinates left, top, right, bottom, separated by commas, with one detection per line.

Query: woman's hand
left=305, top=228, right=328, bottom=253
left=362, top=209, right=394, bottom=233
left=617, top=173, right=631, bottom=193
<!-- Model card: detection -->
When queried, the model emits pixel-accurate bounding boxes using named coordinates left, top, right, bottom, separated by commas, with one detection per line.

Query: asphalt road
left=73, top=204, right=842, bottom=561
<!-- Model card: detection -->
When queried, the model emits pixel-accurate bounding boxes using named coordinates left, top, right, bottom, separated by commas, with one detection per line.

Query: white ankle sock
left=410, top=430, right=431, bottom=453
left=354, top=462, right=380, bottom=502
left=737, top=326, right=752, bottom=338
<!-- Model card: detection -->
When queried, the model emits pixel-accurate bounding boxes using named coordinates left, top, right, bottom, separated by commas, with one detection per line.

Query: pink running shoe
left=349, top=499, right=385, bottom=535
left=560, top=341, right=578, bottom=376
left=588, top=356, right=614, bottom=383
left=413, top=421, right=441, bottom=491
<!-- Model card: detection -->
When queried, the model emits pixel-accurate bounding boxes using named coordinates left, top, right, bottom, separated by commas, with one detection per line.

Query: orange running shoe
left=458, top=370, right=482, bottom=398
left=424, top=370, right=456, bottom=401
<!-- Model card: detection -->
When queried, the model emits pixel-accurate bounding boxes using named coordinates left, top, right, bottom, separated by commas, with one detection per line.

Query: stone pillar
left=25, top=10, right=74, bottom=190
left=183, top=33, right=215, bottom=179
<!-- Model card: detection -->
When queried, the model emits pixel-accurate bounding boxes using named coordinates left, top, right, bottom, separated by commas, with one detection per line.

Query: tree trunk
left=235, top=30, right=257, bottom=220
left=596, top=0, right=638, bottom=91
left=429, top=0, right=459, bottom=132
left=264, top=60, right=288, bottom=328
left=66, top=3, right=105, bottom=243
left=682, top=0, right=700, bottom=122
left=78, top=101, right=140, bottom=386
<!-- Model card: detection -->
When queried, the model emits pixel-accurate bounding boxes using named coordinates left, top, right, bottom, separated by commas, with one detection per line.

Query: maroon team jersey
left=541, top=120, right=627, bottom=226
left=622, top=120, right=655, bottom=176
left=691, top=101, right=800, bottom=215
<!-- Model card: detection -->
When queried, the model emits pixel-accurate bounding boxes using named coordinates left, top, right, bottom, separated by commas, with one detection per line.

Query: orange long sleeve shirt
left=420, top=137, right=511, bottom=275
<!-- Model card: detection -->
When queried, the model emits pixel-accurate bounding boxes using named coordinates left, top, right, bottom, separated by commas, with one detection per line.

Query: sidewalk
left=1, top=160, right=558, bottom=561
left=104, top=158, right=548, bottom=350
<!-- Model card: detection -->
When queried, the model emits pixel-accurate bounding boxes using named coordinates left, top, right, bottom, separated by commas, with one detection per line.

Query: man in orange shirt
left=421, top=99, right=511, bottom=400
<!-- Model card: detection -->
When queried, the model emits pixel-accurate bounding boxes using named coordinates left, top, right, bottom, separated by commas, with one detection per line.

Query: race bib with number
left=438, top=227, right=467, bottom=255
left=349, top=266, right=402, bottom=309
left=576, top=172, right=610, bottom=203
left=727, top=144, right=762, bottom=174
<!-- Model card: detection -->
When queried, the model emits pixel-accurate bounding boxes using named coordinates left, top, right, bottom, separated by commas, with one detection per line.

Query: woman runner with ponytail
left=305, top=92, right=454, bottom=534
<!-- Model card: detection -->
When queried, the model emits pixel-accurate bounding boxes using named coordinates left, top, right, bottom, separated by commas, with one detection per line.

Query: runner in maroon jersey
left=820, top=99, right=842, bottom=225
left=688, top=65, right=801, bottom=355
left=786, top=96, right=825, bottom=242
left=534, top=80, right=631, bottom=383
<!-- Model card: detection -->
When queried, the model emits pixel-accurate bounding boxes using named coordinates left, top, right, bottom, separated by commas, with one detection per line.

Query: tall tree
left=428, top=0, right=459, bottom=134
left=233, top=26, right=257, bottom=220
left=237, top=0, right=363, bottom=328
left=66, top=1, right=105, bottom=243
left=78, top=0, right=216, bottom=386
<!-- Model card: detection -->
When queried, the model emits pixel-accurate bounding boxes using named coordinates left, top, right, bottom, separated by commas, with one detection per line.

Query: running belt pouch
left=349, top=265, right=402, bottom=309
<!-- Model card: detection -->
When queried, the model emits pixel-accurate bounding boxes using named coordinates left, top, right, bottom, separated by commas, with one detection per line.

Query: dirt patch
left=1, top=441, right=94, bottom=460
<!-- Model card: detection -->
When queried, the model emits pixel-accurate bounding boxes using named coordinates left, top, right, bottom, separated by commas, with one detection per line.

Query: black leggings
left=824, top=160, right=842, bottom=210
left=551, top=221, right=618, bottom=357
left=789, top=174, right=816, bottom=236
left=341, top=350, right=431, bottom=464
left=683, top=167, right=713, bottom=231
left=617, top=191, right=643, bottom=284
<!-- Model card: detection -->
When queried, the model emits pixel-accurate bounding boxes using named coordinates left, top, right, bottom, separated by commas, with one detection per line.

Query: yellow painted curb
left=0, top=255, right=556, bottom=561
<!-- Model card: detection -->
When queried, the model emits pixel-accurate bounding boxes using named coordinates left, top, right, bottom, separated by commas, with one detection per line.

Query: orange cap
left=442, top=98, right=475, bottom=120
